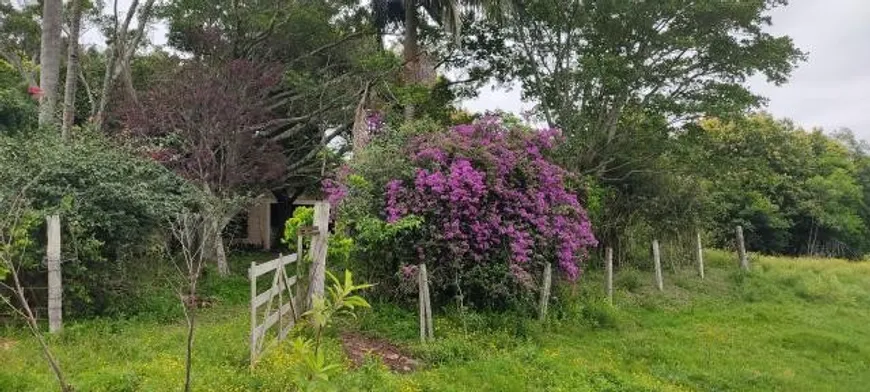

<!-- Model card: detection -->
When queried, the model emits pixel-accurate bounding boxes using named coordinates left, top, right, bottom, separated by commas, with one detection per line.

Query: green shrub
left=282, top=206, right=355, bottom=271
left=0, top=130, right=195, bottom=318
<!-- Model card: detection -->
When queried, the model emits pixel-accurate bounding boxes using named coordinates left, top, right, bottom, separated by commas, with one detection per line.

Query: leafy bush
left=0, top=130, right=195, bottom=317
left=282, top=206, right=354, bottom=271
left=331, top=116, right=597, bottom=309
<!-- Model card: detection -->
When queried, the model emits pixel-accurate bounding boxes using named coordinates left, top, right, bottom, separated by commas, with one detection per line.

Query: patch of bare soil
left=340, top=331, right=420, bottom=373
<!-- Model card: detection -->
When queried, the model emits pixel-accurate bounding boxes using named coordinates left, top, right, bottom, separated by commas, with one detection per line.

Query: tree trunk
left=402, top=0, right=419, bottom=122
left=61, top=0, right=83, bottom=138
left=78, top=66, right=95, bottom=116
left=93, top=0, right=157, bottom=131
left=93, top=44, right=116, bottom=129
left=122, top=58, right=139, bottom=106
left=351, top=85, right=371, bottom=152
left=38, top=0, right=63, bottom=128
left=183, top=300, right=196, bottom=392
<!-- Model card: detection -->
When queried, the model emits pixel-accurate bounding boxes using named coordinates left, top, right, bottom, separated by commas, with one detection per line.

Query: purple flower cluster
left=323, top=165, right=351, bottom=208
left=365, top=110, right=386, bottom=135
left=384, top=119, right=597, bottom=280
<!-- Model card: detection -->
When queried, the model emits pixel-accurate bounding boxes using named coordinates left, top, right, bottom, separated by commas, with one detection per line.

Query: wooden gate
left=248, top=201, right=330, bottom=367
left=248, top=253, right=299, bottom=366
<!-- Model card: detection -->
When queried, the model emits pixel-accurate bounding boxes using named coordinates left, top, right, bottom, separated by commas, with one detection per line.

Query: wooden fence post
left=605, top=247, right=613, bottom=304
left=249, top=261, right=257, bottom=367
left=424, top=264, right=433, bottom=340
left=539, top=263, right=552, bottom=320
left=47, top=215, right=62, bottom=333
left=306, top=202, right=330, bottom=307
left=652, top=239, right=663, bottom=291
left=418, top=264, right=434, bottom=342
left=418, top=265, right=425, bottom=342
left=736, top=225, right=749, bottom=271
left=696, top=230, right=705, bottom=279
left=296, top=233, right=304, bottom=314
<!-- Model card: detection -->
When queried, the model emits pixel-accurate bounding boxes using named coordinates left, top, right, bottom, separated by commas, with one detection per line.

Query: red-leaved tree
left=123, top=60, right=286, bottom=275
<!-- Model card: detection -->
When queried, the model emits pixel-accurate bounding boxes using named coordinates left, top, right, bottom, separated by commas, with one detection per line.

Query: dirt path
left=340, top=331, right=419, bottom=373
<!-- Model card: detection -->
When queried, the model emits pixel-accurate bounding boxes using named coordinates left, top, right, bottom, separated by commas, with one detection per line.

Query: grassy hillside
left=2, top=251, right=870, bottom=391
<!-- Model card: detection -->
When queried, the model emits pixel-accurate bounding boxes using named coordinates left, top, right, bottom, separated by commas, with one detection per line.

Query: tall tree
left=474, top=0, right=804, bottom=175
left=62, top=0, right=83, bottom=137
left=162, top=0, right=397, bottom=189
left=373, top=0, right=514, bottom=121
left=38, top=0, right=63, bottom=127
left=93, top=0, right=157, bottom=132
left=123, top=60, right=287, bottom=275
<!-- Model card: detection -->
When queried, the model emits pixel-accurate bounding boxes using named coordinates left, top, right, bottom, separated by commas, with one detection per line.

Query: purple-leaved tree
left=123, top=60, right=286, bottom=275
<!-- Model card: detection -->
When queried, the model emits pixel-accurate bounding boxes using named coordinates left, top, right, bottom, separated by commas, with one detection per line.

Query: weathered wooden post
left=652, top=239, right=663, bottom=291
left=736, top=225, right=749, bottom=271
left=418, top=266, right=425, bottom=342
left=306, top=202, right=330, bottom=307
left=418, top=264, right=433, bottom=342
left=605, top=247, right=614, bottom=304
left=423, top=264, right=433, bottom=340
left=539, top=263, right=553, bottom=320
left=249, top=261, right=257, bottom=367
left=277, top=254, right=284, bottom=341
left=296, top=232, right=304, bottom=312
left=696, top=230, right=705, bottom=279
left=47, top=215, right=62, bottom=333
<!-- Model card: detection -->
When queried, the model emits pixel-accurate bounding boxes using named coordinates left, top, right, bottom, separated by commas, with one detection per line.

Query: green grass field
left=3, top=250, right=870, bottom=391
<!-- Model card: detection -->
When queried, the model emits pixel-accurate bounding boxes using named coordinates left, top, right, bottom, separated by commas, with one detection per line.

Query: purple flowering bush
left=330, top=116, right=597, bottom=309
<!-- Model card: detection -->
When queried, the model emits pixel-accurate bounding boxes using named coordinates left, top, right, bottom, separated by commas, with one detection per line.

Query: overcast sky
left=464, top=0, right=870, bottom=140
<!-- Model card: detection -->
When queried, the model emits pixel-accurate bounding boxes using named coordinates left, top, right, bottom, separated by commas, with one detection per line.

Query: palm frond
left=373, top=0, right=520, bottom=37
left=419, top=0, right=462, bottom=36
left=420, top=0, right=521, bottom=37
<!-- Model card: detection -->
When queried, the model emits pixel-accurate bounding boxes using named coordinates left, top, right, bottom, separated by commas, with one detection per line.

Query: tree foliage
left=123, top=60, right=286, bottom=200
left=159, top=0, right=401, bottom=190
left=679, top=115, right=870, bottom=257
left=0, top=130, right=194, bottom=316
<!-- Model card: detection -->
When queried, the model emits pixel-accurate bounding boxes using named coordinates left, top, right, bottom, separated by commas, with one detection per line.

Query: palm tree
left=38, top=0, right=63, bottom=128
left=372, top=0, right=515, bottom=121
left=62, top=0, right=83, bottom=138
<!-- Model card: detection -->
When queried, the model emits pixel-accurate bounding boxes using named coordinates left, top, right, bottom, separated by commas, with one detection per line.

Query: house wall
left=246, top=196, right=275, bottom=250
